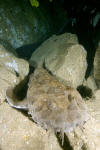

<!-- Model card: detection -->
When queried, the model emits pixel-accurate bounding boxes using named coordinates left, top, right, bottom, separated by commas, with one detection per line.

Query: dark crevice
left=13, top=65, right=35, bottom=100
left=77, top=85, right=93, bottom=99
left=56, top=133, right=73, bottom=150
left=14, top=70, right=19, bottom=77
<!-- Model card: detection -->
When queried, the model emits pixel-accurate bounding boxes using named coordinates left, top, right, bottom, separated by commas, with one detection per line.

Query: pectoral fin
left=6, top=87, right=28, bottom=110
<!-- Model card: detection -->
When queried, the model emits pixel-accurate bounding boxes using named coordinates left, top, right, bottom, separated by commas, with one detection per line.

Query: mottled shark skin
left=6, top=67, right=89, bottom=144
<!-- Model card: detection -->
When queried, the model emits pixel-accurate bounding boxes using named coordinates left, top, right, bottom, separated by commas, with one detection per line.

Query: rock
left=83, top=75, right=97, bottom=92
left=77, top=85, right=93, bottom=99
left=66, top=117, right=100, bottom=150
left=30, top=33, right=79, bottom=66
left=30, top=33, right=87, bottom=88
left=87, top=90, right=100, bottom=121
left=0, top=66, right=19, bottom=101
left=0, top=102, right=62, bottom=150
left=0, top=0, right=53, bottom=49
left=82, top=75, right=97, bottom=98
left=0, top=44, right=29, bottom=102
left=0, top=39, right=17, bottom=56
left=16, top=41, right=42, bottom=60
left=0, top=44, right=29, bottom=80
left=65, top=90, right=100, bottom=150
left=45, top=44, right=87, bottom=88
left=93, top=42, right=100, bottom=88
left=78, top=72, right=97, bottom=99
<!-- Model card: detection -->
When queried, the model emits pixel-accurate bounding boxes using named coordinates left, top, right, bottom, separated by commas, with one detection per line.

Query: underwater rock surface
left=30, top=33, right=87, bottom=88
left=0, top=0, right=53, bottom=49
left=0, top=102, right=62, bottom=150
left=94, top=42, right=100, bottom=88
left=0, top=44, right=29, bottom=102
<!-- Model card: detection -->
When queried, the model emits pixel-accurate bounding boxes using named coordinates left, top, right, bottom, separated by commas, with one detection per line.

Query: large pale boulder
left=93, top=42, right=100, bottom=88
left=65, top=90, right=100, bottom=150
left=30, top=33, right=78, bottom=66
left=45, top=44, right=87, bottom=88
left=0, top=44, right=29, bottom=101
left=87, top=90, right=100, bottom=121
left=66, top=117, right=100, bottom=150
left=0, top=102, right=62, bottom=150
left=30, top=33, right=87, bottom=88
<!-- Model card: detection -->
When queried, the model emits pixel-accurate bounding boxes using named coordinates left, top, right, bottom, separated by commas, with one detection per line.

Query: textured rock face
left=94, top=42, right=100, bottom=88
left=0, top=39, right=17, bottom=56
left=0, top=44, right=29, bottom=102
left=6, top=67, right=89, bottom=145
left=30, top=33, right=87, bottom=88
left=66, top=117, right=100, bottom=150
left=30, top=33, right=79, bottom=66
left=83, top=75, right=97, bottom=93
left=0, top=0, right=53, bottom=49
left=87, top=90, right=100, bottom=121
left=66, top=90, right=100, bottom=150
left=45, top=44, right=87, bottom=88
left=0, top=102, right=62, bottom=150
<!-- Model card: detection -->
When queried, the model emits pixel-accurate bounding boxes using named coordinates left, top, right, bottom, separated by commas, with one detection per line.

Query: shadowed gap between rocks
left=77, top=85, right=93, bottom=99
left=57, top=133, right=73, bottom=150
left=16, top=41, right=43, bottom=60
left=13, top=65, right=35, bottom=100
left=15, top=18, right=73, bottom=60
